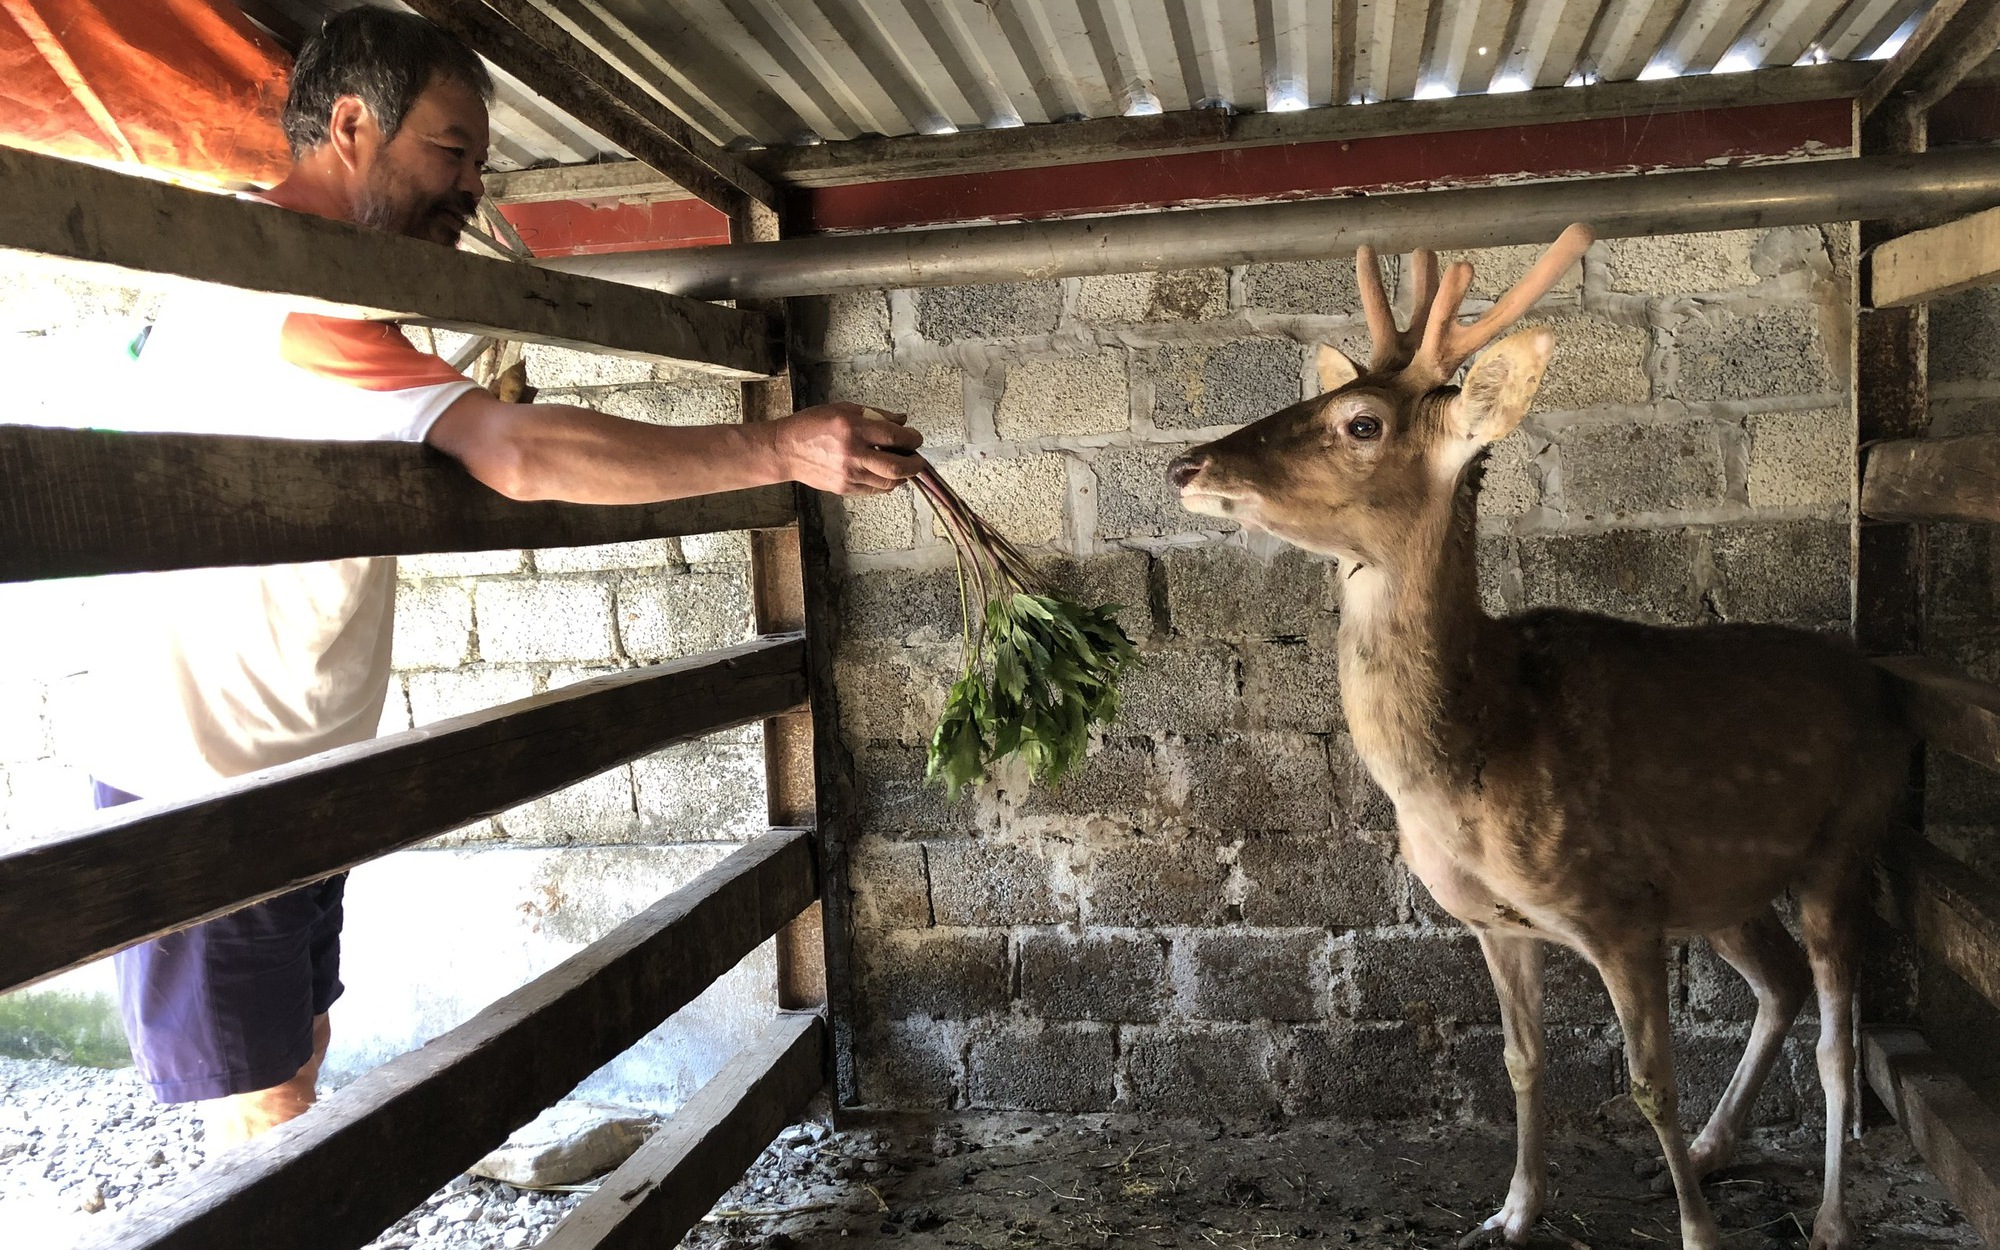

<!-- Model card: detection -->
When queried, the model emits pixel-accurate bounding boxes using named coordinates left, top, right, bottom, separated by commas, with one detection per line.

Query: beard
left=355, top=171, right=478, bottom=246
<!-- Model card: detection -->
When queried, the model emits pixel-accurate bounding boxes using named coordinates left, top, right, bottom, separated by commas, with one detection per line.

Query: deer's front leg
left=1467, top=929, right=1547, bottom=1247
left=1593, top=932, right=1723, bottom=1250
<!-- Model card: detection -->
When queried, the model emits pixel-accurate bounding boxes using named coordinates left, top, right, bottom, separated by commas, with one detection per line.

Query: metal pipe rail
left=547, top=148, right=2000, bottom=300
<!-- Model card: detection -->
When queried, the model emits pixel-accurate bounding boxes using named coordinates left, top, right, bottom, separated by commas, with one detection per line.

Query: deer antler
left=1356, top=223, right=1596, bottom=384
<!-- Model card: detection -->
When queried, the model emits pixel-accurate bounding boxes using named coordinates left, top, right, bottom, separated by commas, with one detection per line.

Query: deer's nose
left=1167, top=453, right=1208, bottom=491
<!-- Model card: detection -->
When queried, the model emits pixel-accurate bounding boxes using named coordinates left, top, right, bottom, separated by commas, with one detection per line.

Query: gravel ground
left=1, top=1057, right=1982, bottom=1250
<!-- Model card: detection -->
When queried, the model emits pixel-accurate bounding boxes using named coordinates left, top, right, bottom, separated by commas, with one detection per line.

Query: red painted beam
left=495, top=195, right=730, bottom=257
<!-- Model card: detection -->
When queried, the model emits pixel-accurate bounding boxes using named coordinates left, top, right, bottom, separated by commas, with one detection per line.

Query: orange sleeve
left=279, top=314, right=475, bottom=392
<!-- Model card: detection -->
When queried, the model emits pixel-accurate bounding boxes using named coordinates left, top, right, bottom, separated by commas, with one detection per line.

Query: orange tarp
left=0, top=0, right=289, bottom=186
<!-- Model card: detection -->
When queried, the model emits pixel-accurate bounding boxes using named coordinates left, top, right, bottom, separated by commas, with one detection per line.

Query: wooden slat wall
left=0, top=425, right=794, bottom=582
left=1877, top=655, right=2000, bottom=774
left=1869, top=204, right=2000, bottom=306
left=83, top=831, right=819, bottom=1250
left=1862, top=433, right=2000, bottom=527
left=1863, top=1027, right=2000, bottom=1246
left=0, top=145, right=778, bottom=377
left=0, top=636, right=807, bottom=994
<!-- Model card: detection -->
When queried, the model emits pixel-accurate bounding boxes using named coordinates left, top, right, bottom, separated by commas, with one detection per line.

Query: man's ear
left=1450, top=327, right=1554, bottom=445
left=325, top=95, right=376, bottom=174
left=1314, top=343, right=1363, bottom=394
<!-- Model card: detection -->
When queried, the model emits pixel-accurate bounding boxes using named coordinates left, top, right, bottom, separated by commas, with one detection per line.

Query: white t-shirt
left=83, top=286, right=477, bottom=801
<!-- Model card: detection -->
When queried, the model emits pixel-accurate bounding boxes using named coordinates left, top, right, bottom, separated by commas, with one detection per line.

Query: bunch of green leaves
left=916, top=467, right=1139, bottom=799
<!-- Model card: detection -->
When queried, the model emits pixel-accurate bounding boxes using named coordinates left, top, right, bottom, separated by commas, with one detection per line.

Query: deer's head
left=1169, top=225, right=1594, bottom=564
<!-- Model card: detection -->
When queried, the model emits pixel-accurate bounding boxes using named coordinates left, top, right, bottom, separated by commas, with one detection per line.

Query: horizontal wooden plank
left=0, top=635, right=807, bottom=994
left=82, top=830, right=820, bottom=1250
left=1862, top=434, right=2000, bottom=525
left=542, top=1013, right=825, bottom=1250
left=0, top=424, right=795, bottom=582
left=1870, top=205, right=2000, bottom=307
left=1876, top=654, right=2000, bottom=772
left=1879, top=838, right=2000, bottom=1013
left=1862, top=1027, right=2000, bottom=1247
left=0, top=145, right=777, bottom=377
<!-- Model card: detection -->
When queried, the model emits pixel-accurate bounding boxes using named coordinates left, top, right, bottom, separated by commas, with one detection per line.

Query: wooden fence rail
left=82, top=830, right=820, bottom=1250
left=0, top=424, right=795, bottom=582
left=0, top=635, right=807, bottom=994
left=0, top=144, right=778, bottom=376
left=1862, top=433, right=2000, bottom=526
left=1863, top=1027, right=2000, bottom=1246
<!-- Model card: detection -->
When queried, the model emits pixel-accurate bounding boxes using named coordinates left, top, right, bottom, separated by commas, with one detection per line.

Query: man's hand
left=772, top=403, right=925, bottom=496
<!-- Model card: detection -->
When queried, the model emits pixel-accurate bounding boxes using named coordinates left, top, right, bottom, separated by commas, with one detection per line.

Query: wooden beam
left=487, top=61, right=1877, bottom=205
left=1862, top=432, right=2000, bottom=525
left=81, top=830, right=819, bottom=1250
left=1869, top=205, right=2000, bottom=307
left=0, top=635, right=807, bottom=994
left=0, top=145, right=776, bottom=377
left=1879, top=838, right=2000, bottom=1013
left=0, top=425, right=794, bottom=582
left=404, top=0, right=775, bottom=214
left=1876, top=655, right=2000, bottom=773
left=541, top=1013, right=825, bottom=1250
left=1862, top=1027, right=2000, bottom=1246
left=1860, top=0, right=2000, bottom=118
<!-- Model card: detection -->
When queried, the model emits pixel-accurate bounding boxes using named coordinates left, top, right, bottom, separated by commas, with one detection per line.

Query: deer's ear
left=1313, top=343, right=1363, bottom=394
left=1449, top=327, right=1554, bottom=445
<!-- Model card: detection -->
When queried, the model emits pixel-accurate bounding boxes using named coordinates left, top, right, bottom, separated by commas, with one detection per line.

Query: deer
left=1168, top=225, right=1913, bottom=1250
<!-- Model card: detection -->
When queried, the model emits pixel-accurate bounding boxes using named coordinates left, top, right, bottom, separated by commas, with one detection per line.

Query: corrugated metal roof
left=249, top=0, right=1932, bottom=172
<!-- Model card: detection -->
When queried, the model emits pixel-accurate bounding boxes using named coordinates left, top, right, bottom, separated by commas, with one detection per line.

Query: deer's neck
left=1335, top=481, right=1494, bottom=803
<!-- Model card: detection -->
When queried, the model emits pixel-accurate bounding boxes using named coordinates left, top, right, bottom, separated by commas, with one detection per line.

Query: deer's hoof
left=1458, top=1197, right=1540, bottom=1248
left=1687, top=1135, right=1735, bottom=1178
left=1809, top=1209, right=1855, bottom=1250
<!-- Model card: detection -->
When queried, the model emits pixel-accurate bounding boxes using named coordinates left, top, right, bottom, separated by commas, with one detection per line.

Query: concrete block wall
left=800, top=227, right=1866, bottom=1123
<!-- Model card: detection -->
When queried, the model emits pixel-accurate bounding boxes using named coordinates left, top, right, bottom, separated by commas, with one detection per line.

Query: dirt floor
left=686, top=1111, right=1980, bottom=1250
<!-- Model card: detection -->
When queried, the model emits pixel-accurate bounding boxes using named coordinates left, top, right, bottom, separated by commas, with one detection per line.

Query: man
left=83, top=7, right=919, bottom=1149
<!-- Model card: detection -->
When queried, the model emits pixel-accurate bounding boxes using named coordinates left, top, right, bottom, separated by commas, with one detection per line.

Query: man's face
left=353, top=76, right=490, bottom=246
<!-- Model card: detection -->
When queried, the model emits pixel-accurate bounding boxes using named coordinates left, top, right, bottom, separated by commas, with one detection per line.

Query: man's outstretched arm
left=425, top=389, right=924, bottom=503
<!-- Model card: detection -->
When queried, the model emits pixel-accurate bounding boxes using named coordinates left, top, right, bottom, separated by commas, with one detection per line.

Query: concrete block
left=392, top=580, right=474, bottom=669
left=1478, top=430, right=1539, bottom=519
left=1093, top=443, right=1226, bottom=539
left=1161, top=543, right=1331, bottom=639
left=1176, top=733, right=1334, bottom=832
left=1601, top=231, right=1760, bottom=294
left=0, top=678, right=49, bottom=763
left=1191, top=931, right=1329, bottom=1021
left=1708, top=520, right=1848, bottom=629
left=1289, top=1021, right=1438, bottom=1118
left=855, top=1019, right=962, bottom=1108
left=1243, top=258, right=1366, bottom=316
left=616, top=570, right=753, bottom=663
left=1674, top=1030, right=1799, bottom=1127
left=1746, top=408, right=1851, bottom=511
left=590, top=381, right=741, bottom=427
left=398, top=550, right=525, bottom=579
left=834, top=648, right=932, bottom=745
left=1923, top=523, right=2000, bottom=626
left=1545, top=945, right=1614, bottom=1024
left=840, top=490, right=916, bottom=554
left=1152, top=338, right=1304, bottom=430
left=0, top=261, right=158, bottom=334
left=1118, top=644, right=1239, bottom=735
left=1240, top=640, right=1340, bottom=732
left=1237, top=830, right=1401, bottom=927
left=1931, top=285, right=2000, bottom=383
left=1016, top=736, right=1163, bottom=823
left=1450, top=1026, right=1622, bottom=1122
left=1522, top=315, right=1651, bottom=411
left=1331, top=734, right=1396, bottom=830
left=630, top=740, right=766, bottom=841
left=996, top=354, right=1131, bottom=439
left=1077, top=269, right=1229, bottom=323
left=852, top=743, right=979, bottom=837
left=822, top=290, right=894, bottom=358
left=967, top=1021, right=1116, bottom=1111
left=826, top=362, right=967, bottom=450
left=1676, top=306, right=1835, bottom=402
left=499, top=767, right=640, bottom=844
left=1088, top=830, right=1231, bottom=926
left=1352, top=931, right=1497, bottom=1023
left=1518, top=528, right=1697, bottom=625
left=406, top=666, right=536, bottom=726
left=477, top=580, right=617, bottom=664
left=522, top=343, right=652, bottom=388
left=1682, top=936, right=1762, bottom=1025
left=840, top=566, right=963, bottom=646
left=1122, top=1025, right=1278, bottom=1114
left=1443, top=244, right=1583, bottom=303
left=1556, top=417, right=1725, bottom=519
left=1019, top=931, right=1166, bottom=1022
left=927, top=841, right=1066, bottom=925
left=679, top=531, right=751, bottom=567
left=1033, top=550, right=1155, bottom=643
left=534, top=538, right=683, bottom=575
left=858, top=929, right=1011, bottom=1020
left=917, top=282, right=1062, bottom=341
left=928, top=454, right=1068, bottom=546
left=849, top=838, right=933, bottom=929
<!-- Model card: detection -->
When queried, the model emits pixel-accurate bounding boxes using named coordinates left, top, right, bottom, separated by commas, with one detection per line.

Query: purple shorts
left=95, top=780, right=346, bottom=1103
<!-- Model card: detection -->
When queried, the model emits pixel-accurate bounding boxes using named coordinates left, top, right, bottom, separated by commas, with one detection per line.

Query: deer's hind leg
left=1797, top=867, right=1868, bottom=1250
left=1467, top=930, right=1547, bottom=1246
left=1688, top=907, right=1811, bottom=1177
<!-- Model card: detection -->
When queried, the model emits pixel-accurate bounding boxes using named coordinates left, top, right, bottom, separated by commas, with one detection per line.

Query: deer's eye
left=1346, top=415, right=1382, bottom=440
